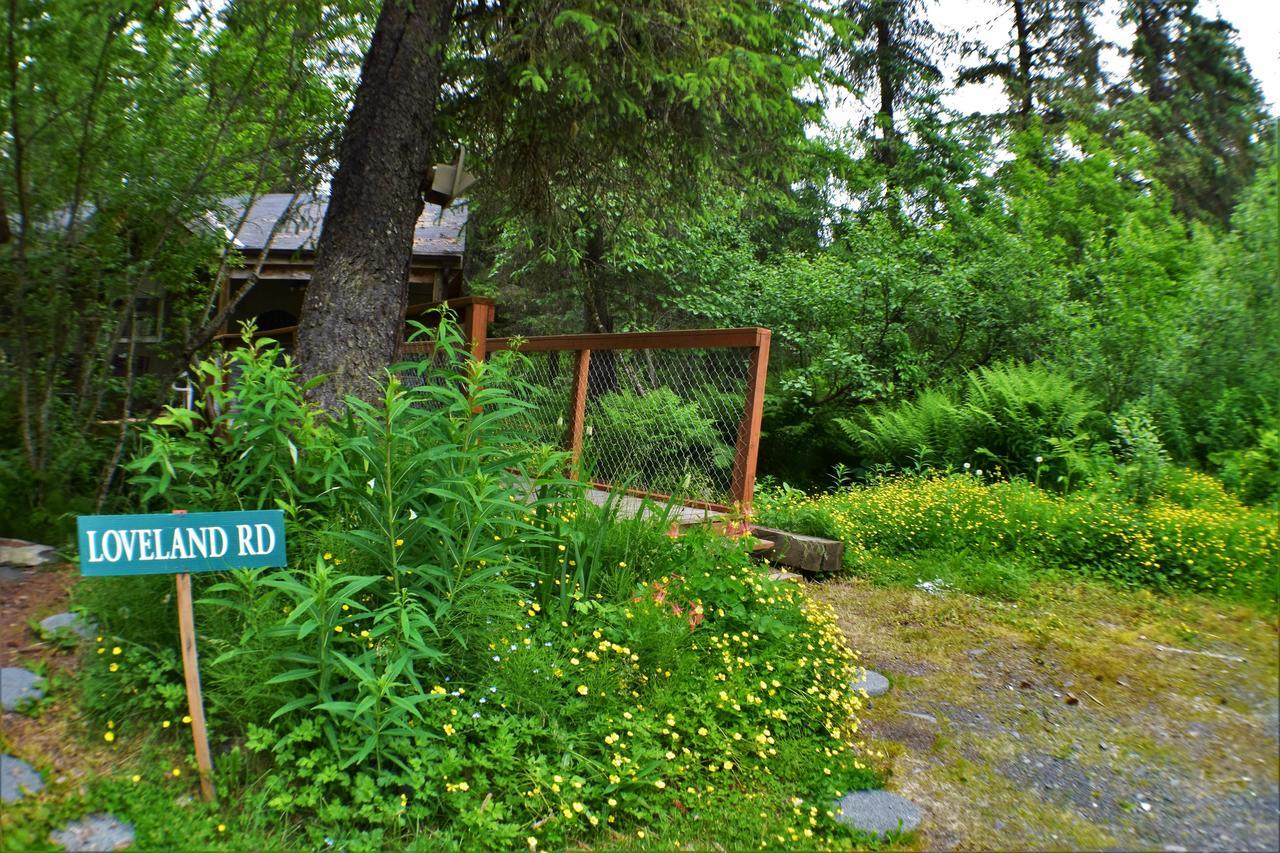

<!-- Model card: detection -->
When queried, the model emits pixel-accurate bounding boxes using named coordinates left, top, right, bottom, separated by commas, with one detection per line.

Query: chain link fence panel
left=506, top=347, right=751, bottom=507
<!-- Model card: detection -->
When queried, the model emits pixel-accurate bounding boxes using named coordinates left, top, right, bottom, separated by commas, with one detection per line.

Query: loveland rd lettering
left=77, top=510, right=286, bottom=577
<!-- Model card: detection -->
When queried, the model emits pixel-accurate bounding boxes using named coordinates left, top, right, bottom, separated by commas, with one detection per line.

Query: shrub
left=585, top=387, right=734, bottom=499
left=126, top=326, right=343, bottom=523
left=230, top=535, right=877, bottom=849
left=78, top=315, right=877, bottom=848
left=1107, top=404, right=1171, bottom=506
left=1214, top=428, right=1280, bottom=509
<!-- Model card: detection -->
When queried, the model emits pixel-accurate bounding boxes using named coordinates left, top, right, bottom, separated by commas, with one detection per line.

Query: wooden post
left=567, top=349, right=592, bottom=476
left=172, top=510, right=216, bottom=803
left=217, top=274, right=230, bottom=338
left=463, top=299, right=494, bottom=361
left=730, top=329, right=771, bottom=514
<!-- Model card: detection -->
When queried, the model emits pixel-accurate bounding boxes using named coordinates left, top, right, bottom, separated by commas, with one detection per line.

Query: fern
left=847, top=363, right=1105, bottom=490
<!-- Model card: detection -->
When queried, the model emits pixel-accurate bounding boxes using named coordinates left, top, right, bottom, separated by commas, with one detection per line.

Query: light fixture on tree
left=425, top=146, right=476, bottom=209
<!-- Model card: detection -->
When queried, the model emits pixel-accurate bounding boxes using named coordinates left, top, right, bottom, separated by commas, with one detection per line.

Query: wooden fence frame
left=214, top=296, right=771, bottom=512
left=403, top=313, right=771, bottom=512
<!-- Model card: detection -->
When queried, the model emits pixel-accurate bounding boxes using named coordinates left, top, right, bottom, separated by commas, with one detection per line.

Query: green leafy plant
left=78, top=312, right=884, bottom=847
left=1108, top=404, right=1171, bottom=506
left=127, top=325, right=343, bottom=522
left=847, top=363, right=1106, bottom=490
left=585, top=387, right=734, bottom=499
left=756, top=473, right=1279, bottom=606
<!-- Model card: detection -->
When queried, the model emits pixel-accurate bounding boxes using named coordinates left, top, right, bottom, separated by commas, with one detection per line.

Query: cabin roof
left=214, top=192, right=466, bottom=257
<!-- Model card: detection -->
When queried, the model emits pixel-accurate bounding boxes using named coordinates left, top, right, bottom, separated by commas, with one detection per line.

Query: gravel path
left=814, top=577, right=1280, bottom=851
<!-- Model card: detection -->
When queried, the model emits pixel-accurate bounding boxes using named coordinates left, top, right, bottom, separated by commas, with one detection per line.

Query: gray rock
left=903, top=710, right=938, bottom=725
left=50, top=814, right=135, bottom=851
left=834, top=790, right=923, bottom=836
left=851, top=669, right=891, bottom=697
left=0, top=539, right=59, bottom=568
left=1, top=754, right=44, bottom=803
left=0, top=566, right=33, bottom=582
left=1, top=667, right=45, bottom=711
left=39, top=612, right=94, bottom=640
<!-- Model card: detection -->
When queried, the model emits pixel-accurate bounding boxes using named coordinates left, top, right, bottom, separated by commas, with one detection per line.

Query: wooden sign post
left=170, top=510, right=216, bottom=802
left=77, top=509, right=288, bottom=803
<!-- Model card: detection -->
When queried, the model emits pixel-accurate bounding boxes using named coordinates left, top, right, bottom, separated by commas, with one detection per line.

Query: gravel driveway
left=814, top=577, right=1280, bottom=851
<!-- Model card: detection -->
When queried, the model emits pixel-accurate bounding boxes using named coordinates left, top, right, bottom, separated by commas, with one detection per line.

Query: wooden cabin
left=213, top=192, right=468, bottom=337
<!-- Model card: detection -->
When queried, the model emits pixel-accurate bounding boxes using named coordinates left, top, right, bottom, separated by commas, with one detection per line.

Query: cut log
left=751, top=526, right=844, bottom=574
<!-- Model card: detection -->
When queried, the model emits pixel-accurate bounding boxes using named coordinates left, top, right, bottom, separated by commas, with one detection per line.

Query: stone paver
left=0, top=539, right=59, bottom=568
left=851, top=669, right=891, bottom=697
left=39, top=611, right=94, bottom=640
left=0, top=565, right=34, bottom=582
left=50, top=814, right=136, bottom=851
left=1, top=754, right=45, bottom=803
left=1, top=667, right=45, bottom=711
left=834, top=789, right=923, bottom=837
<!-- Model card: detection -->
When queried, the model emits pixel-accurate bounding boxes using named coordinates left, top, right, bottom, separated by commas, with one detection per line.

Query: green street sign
left=77, top=510, right=287, bottom=576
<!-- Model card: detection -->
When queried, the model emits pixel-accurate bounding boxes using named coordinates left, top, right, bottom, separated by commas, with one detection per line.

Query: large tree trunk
left=580, top=223, right=622, bottom=394
left=1131, top=0, right=1175, bottom=104
left=295, top=0, right=456, bottom=409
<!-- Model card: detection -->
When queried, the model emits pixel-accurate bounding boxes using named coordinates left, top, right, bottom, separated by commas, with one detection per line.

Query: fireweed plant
left=77, top=316, right=879, bottom=849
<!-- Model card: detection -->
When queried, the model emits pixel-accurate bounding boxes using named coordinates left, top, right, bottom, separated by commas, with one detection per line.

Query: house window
left=120, top=296, right=164, bottom=343
left=111, top=353, right=151, bottom=378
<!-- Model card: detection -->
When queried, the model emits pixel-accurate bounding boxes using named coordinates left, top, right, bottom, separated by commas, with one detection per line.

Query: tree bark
left=873, top=8, right=898, bottom=171
left=1011, top=0, right=1034, bottom=126
left=872, top=3, right=903, bottom=222
left=1131, top=0, right=1175, bottom=104
left=296, top=0, right=456, bottom=409
left=580, top=223, right=622, bottom=394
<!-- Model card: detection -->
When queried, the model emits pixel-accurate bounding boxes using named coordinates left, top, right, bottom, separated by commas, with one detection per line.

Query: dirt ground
left=1, top=562, right=79, bottom=668
left=815, top=576, right=1280, bottom=851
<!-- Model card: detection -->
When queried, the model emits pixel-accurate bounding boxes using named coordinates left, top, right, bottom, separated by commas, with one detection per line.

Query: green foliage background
left=2, top=0, right=1276, bottom=527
